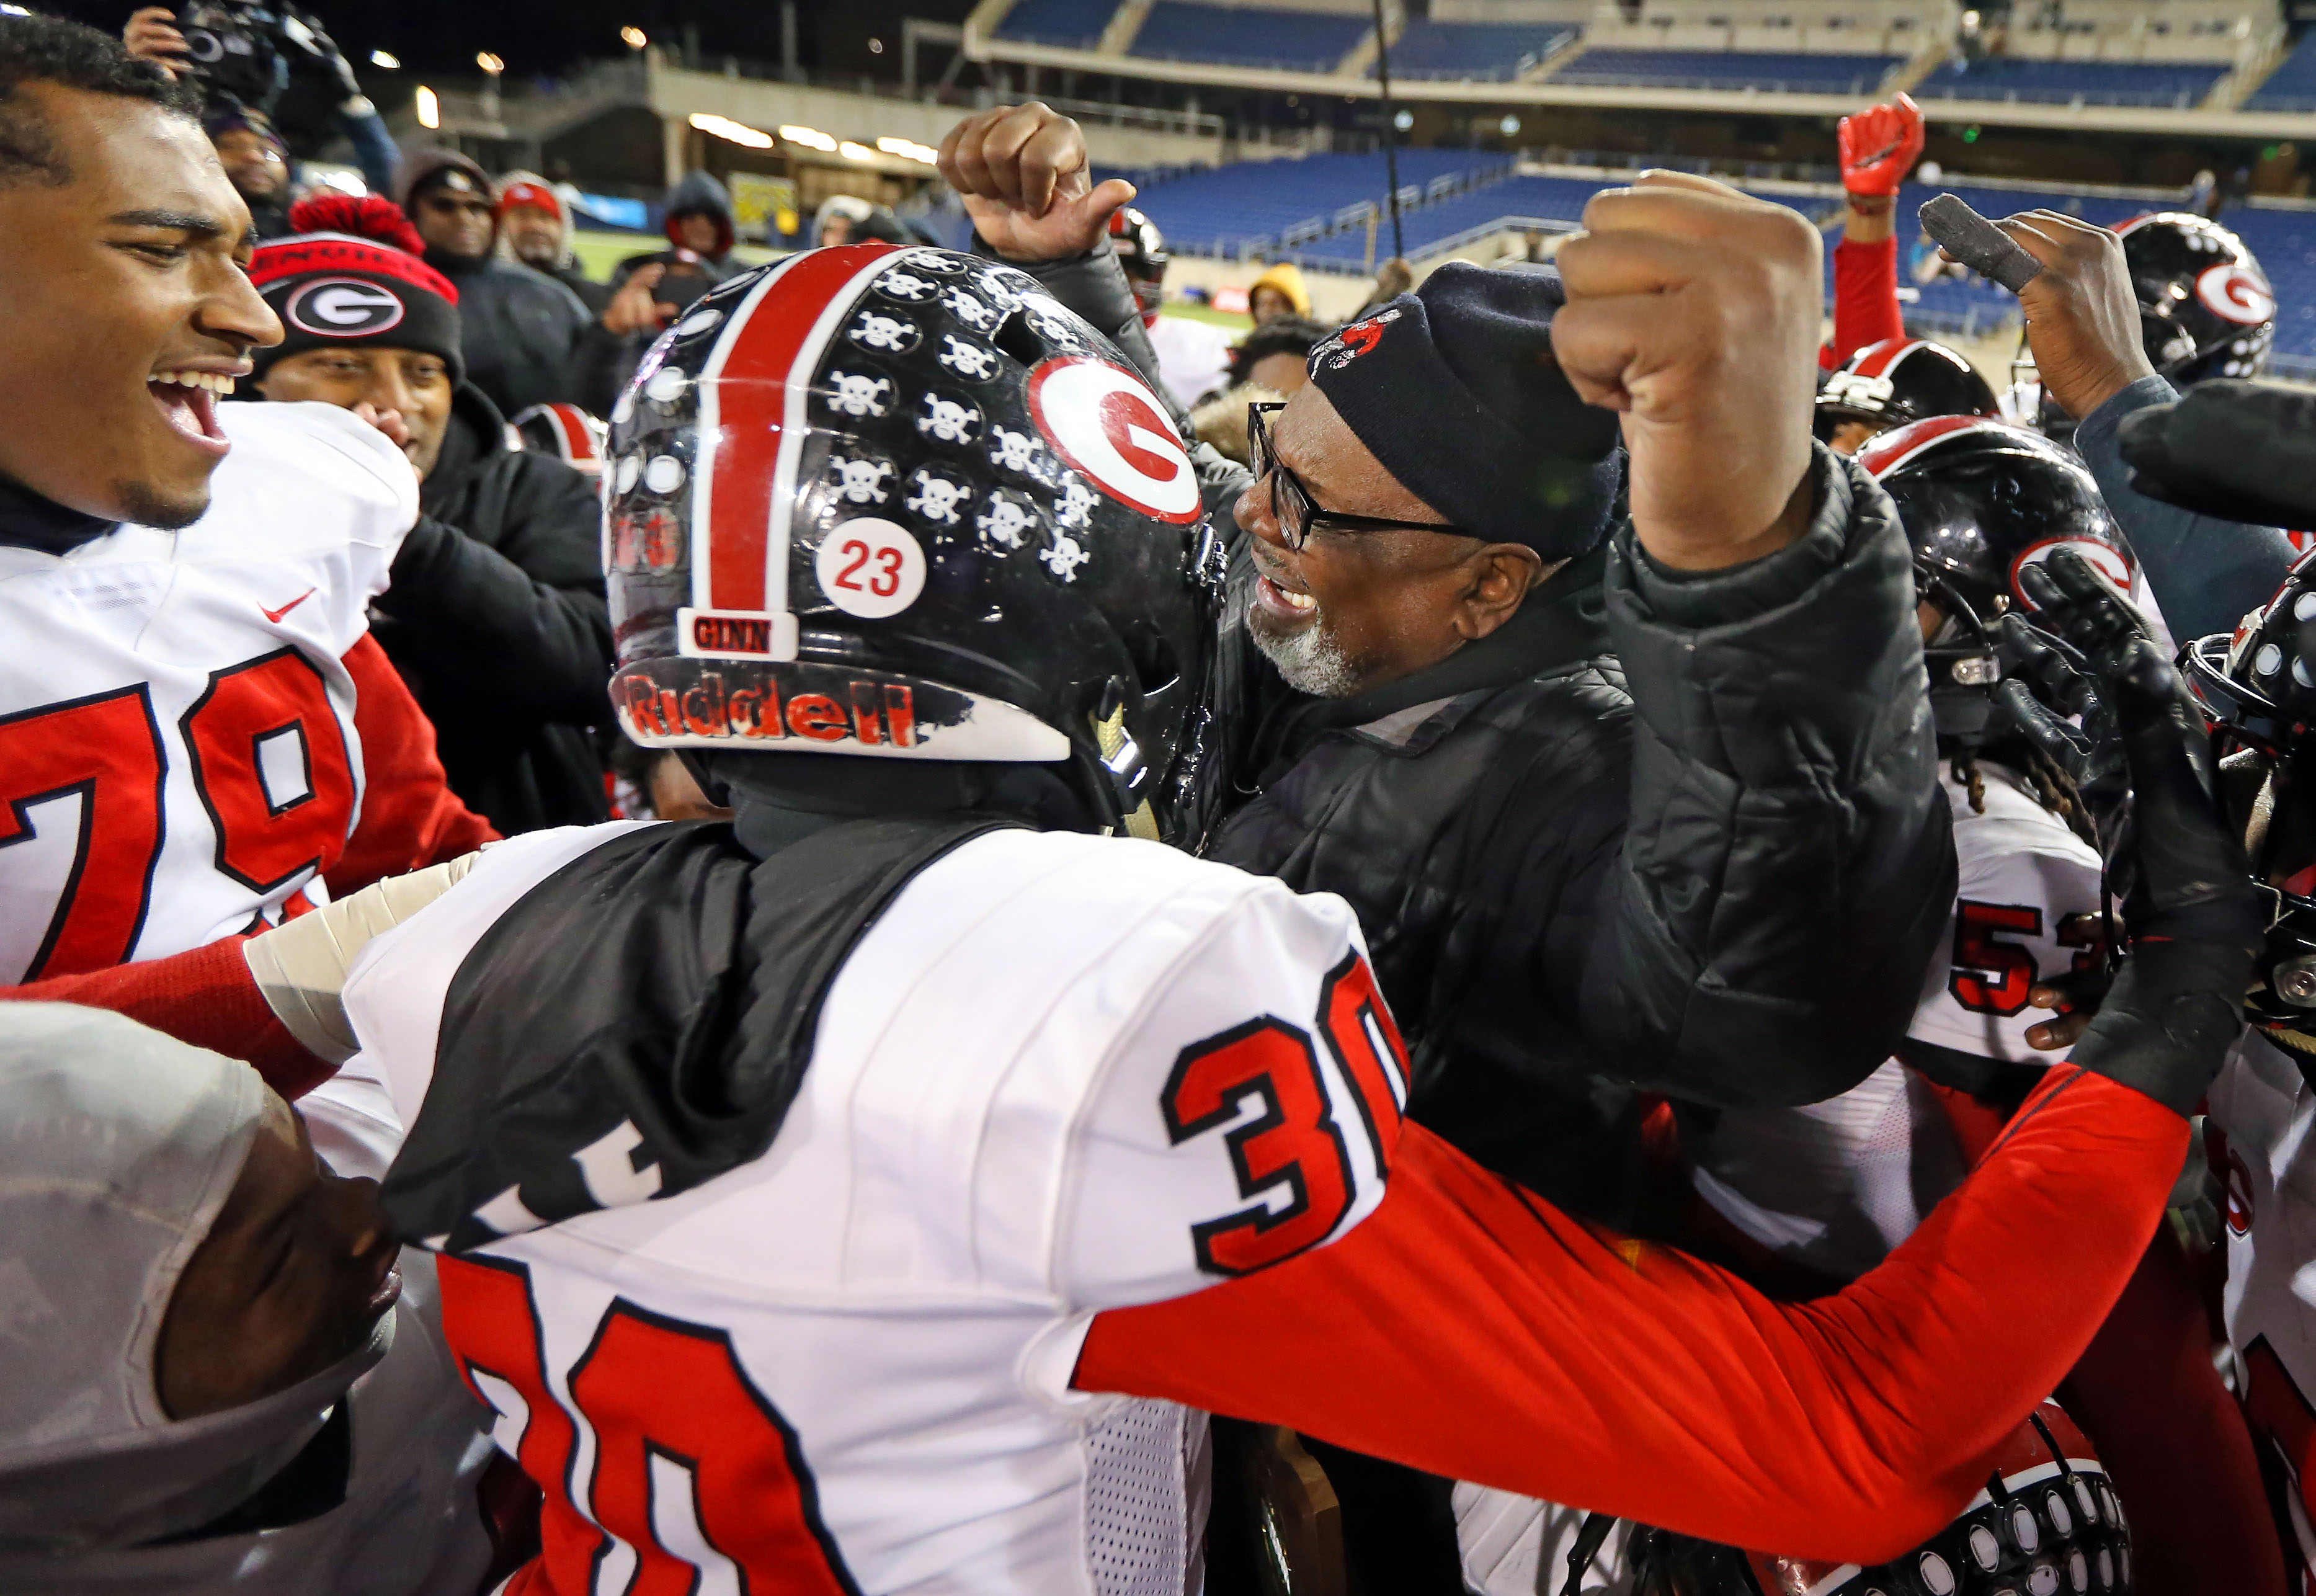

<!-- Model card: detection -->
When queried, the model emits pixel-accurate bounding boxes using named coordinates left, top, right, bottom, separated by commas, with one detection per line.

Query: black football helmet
left=2116, top=213, right=2275, bottom=386
left=509, top=401, right=607, bottom=479
left=1624, top=1403, right=2133, bottom=1596
left=1815, top=337, right=2001, bottom=444
left=1109, top=206, right=1169, bottom=319
left=2185, top=550, right=2316, bottom=1030
left=1861, top=416, right=2134, bottom=742
left=602, top=242, right=1226, bottom=842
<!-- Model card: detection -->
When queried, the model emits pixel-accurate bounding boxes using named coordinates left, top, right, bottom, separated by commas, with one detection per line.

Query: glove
left=243, top=852, right=483, bottom=1064
left=2012, top=549, right=2261, bottom=1112
left=1838, top=94, right=1925, bottom=200
left=281, top=7, right=367, bottom=107
left=1996, top=611, right=2131, bottom=872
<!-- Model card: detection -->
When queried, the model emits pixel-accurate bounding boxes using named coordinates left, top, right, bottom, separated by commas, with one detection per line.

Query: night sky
left=51, top=0, right=977, bottom=84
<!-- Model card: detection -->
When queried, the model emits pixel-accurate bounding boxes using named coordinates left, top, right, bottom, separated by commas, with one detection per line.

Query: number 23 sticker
left=814, top=517, right=926, bottom=620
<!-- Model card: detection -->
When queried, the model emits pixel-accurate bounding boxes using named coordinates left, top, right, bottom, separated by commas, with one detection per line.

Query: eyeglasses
left=1245, top=402, right=1464, bottom=551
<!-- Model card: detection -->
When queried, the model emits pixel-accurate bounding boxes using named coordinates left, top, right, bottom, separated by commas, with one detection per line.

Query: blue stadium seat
left=1914, top=56, right=2227, bottom=108
left=1380, top=19, right=1579, bottom=81
left=992, top=0, right=1118, bottom=50
left=1546, top=48, right=1899, bottom=94
left=1124, top=151, right=1512, bottom=259
left=1131, top=2, right=1371, bottom=71
left=2246, top=31, right=2316, bottom=113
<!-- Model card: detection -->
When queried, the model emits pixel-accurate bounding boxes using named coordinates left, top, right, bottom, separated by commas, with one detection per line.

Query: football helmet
left=2116, top=213, right=2275, bottom=386
left=1626, top=1402, right=2132, bottom=1596
left=1109, top=206, right=1170, bottom=319
left=509, top=402, right=607, bottom=479
left=1815, top=338, right=2000, bottom=444
left=2185, top=550, right=2316, bottom=1030
left=1861, top=416, right=2133, bottom=742
left=602, top=243, right=1226, bottom=842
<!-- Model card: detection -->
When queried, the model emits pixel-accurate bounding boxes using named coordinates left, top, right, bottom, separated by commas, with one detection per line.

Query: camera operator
left=122, top=5, right=398, bottom=218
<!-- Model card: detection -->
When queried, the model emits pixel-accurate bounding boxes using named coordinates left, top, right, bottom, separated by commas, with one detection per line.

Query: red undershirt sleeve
left=1829, top=233, right=1905, bottom=371
left=0, top=936, right=328, bottom=1098
left=329, top=634, right=499, bottom=897
left=1074, top=1064, right=2183, bottom=1567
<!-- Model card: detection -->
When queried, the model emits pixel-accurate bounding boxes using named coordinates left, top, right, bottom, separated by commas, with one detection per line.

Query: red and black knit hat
left=247, top=195, right=464, bottom=381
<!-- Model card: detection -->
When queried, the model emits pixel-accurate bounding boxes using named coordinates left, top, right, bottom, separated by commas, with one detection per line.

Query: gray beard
left=1250, top=614, right=1360, bottom=698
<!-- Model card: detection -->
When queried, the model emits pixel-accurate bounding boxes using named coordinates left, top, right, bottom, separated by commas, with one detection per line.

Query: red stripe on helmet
left=544, top=403, right=598, bottom=464
left=1850, top=337, right=1923, bottom=379
left=1856, top=412, right=2005, bottom=479
left=695, top=244, right=899, bottom=614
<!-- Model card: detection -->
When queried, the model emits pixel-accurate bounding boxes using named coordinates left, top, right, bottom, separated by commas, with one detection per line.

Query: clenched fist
left=1553, top=171, right=1825, bottom=570
left=1838, top=94, right=1925, bottom=200
left=937, top=103, right=1138, bottom=265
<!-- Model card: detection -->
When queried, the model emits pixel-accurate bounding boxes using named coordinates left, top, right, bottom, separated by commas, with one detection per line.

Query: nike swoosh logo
left=261, top=587, right=317, bottom=624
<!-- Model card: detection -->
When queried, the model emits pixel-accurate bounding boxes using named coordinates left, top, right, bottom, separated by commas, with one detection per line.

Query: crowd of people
left=4, top=11, right=2316, bottom=1595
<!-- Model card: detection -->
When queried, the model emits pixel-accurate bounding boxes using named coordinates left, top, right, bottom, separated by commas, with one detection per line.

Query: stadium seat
left=2245, top=30, right=2316, bottom=113
left=1913, top=56, right=2228, bottom=109
left=1544, top=48, right=1901, bottom=94
left=1380, top=19, right=1580, bottom=81
left=2220, top=207, right=2316, bottom=362
left=1131, top=2, right=1372, bottom=72
left=991, top=0, right=1119, bottom=51
left=1125, top=150, right=1510, bottom=259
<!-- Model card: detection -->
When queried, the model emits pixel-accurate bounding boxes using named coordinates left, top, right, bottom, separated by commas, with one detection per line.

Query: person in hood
left=608, top=168, right=742, bottom=310
left=203, top=105, right=292, bottom=240
left=249, top=196, right=615, bottom=835
left=494, top=169, right=608, bottom=316
left=813, top=191, right=874, bottom=246
left=1248, top=258, right=1312, bottom=324
left=0, top=1003, right=494, bottom=1595
left=391, top=147, right=616, bottom=417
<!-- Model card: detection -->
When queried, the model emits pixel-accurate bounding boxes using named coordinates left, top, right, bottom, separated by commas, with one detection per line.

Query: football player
left=1814, top=337, right=2002, bottom=456
left=211, top=243, right=2260, bottom=1595
left=0, top=16, right=491, bottom=1089
left=2183, top=560, right=2316, bottom=1596
left=1822, top=93, right=1925, bottom=370
left=1108, top=205, right=1233, bottom=411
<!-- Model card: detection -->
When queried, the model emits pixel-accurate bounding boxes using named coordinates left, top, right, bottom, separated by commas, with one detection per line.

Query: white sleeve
left=1908, top=819, right=2105, bottom=1064
left=1047, top=876, right=1405, bottom=1311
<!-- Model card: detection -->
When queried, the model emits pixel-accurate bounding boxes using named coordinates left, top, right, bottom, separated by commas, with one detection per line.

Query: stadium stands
left=1544, top=48, right=1901, bottom=94
left=991, top=0, right=1118, bottom=51
left=2245, top=32, right=2316, bottom=113
left=1380, top=18, right=1579, bottom=81
left=1125, top=149, right=1511, bottom=257
left=2226, top=205, right=2316, bottom=361
left=1130, top=2, right=1370, bottom=71
left=1914, top=57, right=2229, bottom=108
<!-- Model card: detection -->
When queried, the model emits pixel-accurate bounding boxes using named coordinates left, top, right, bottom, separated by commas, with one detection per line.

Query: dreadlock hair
left=1949, top=733, right=2100, bottom=853
left=0, top=14, right=200, bottom=190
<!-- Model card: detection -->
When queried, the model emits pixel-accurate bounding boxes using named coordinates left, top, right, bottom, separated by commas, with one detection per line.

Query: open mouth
left=148, top=368, right=239, bottom=459
left=1253, top=563, right=1319, bottom=625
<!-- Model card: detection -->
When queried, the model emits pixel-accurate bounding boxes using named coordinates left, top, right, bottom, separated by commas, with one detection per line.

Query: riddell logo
left=620, top=672, right=917, bottom=747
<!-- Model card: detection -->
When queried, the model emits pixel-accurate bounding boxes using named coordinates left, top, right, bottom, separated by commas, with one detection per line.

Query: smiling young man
left=0, top=15, right=490, bottom=1083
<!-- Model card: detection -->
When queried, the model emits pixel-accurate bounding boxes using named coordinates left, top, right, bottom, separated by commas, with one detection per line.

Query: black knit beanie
left=1308, top=262, right=1621, bottom=557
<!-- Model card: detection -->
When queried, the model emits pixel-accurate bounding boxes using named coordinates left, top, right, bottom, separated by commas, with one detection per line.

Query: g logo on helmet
left=2197, top=264, right=2276, bottom=327
left=285, top=279, right=406, bottom=337
left=1026, top=356, right=1201, bottom=525
left=2010, top=537, right=2134, bottom=607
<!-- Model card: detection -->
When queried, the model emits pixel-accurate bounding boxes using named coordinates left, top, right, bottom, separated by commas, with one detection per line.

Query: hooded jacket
left=611, top=169, right=743, bottom=290
left=394, top=149, right=605, bottom=418
left=368, top=380, right=614, bottom=834
left=496, top=169, right=611, bottom=316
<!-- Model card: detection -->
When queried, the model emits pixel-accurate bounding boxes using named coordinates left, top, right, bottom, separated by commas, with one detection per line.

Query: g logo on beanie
left=285, top=279, right=407, bottom=337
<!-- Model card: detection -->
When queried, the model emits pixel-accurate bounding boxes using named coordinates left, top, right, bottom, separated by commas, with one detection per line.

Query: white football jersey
left=1695, top=759, right=2102, bottom=1277
left=0, top=402, right=414, bottom=983
left=342, top=822, right=1402, bottom=1596
left=1145, top=314, right=1234, bottom=411
left=2208, top=1028, right=2316, bottom=1587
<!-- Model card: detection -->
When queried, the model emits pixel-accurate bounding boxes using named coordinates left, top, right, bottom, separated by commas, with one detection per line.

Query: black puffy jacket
left=369, top=383, right=615, bottom=834
left=976, top=240, right=1953, bottom=1218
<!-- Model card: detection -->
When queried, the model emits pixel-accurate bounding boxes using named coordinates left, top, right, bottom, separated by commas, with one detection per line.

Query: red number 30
left=1162, top=953, right=1408, bottom=1278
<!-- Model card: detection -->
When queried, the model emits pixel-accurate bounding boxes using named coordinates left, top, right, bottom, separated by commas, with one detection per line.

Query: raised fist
left=1838, top=94, right=1925, bottom=200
